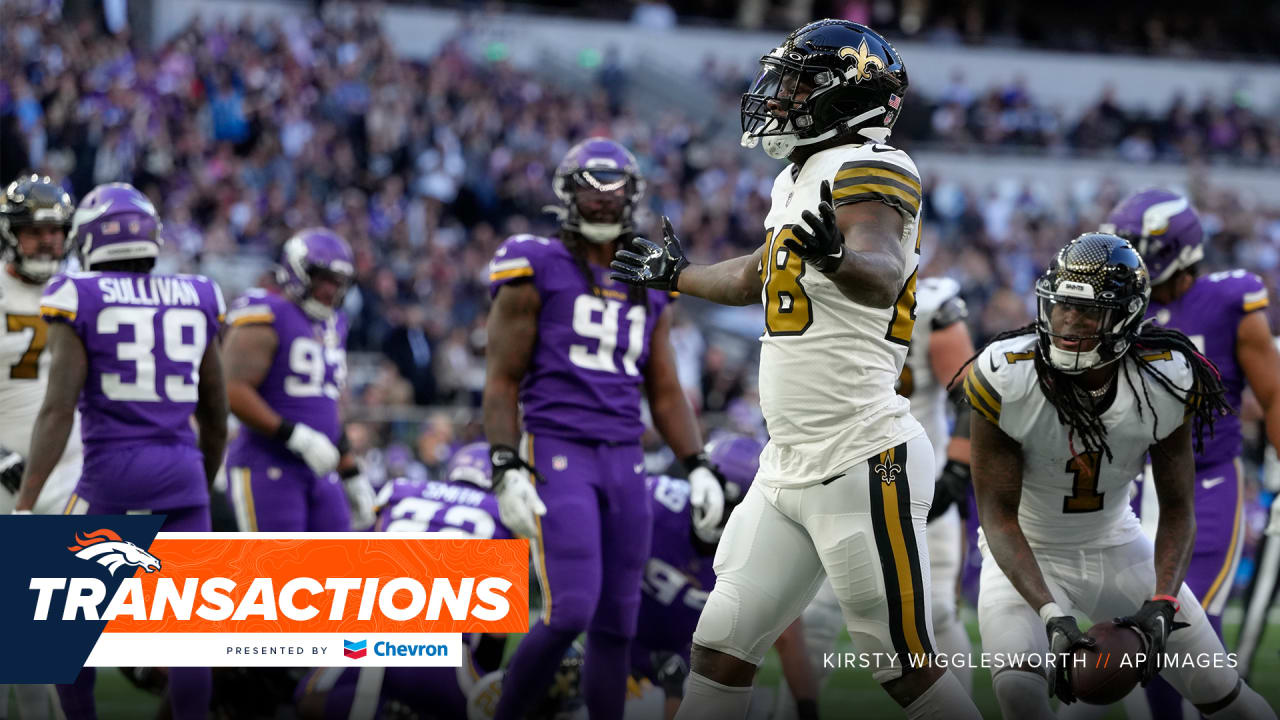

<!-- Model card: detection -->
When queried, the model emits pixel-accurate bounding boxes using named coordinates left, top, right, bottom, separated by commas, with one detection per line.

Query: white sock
left=991, top=669, right=1056, bottom=720
left=674, top=672, right=753, bottom=720
left=1205, top=682, right=1277, bottom=720
left=904, top=670, right=982, bottom=720
left=932, top=614, right=974, bottom=694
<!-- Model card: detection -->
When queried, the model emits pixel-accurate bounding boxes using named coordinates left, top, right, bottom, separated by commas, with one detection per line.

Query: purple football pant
left=73, top=442, right=209, bottom=512
left=56, top=507, right=212, bottom=720
left=226, top=447, right=350, bottom=532
left=1145, top=458, right=1244, bottom=715
left=295, top=666, right=469, bottom=719
left=494, top=435, right=652, bottom=720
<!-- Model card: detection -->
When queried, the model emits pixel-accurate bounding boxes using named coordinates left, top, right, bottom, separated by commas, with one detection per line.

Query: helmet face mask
left=741, top=20, right=908, bottom=159
left=0, top=175, right=74, bottom=282
left=1035, top=233, right=1151, bottom=375
left=276, top=229, right=355, bottom=321
left=553, top=138, right=645, bottom=245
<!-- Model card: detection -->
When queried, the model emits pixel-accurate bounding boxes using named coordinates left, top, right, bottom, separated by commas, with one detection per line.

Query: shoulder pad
left=825, top=145, right=921, bottom=218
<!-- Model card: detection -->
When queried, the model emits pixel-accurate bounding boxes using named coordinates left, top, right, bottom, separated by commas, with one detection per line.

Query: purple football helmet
left=275, top=227, right=355, bottom=320
left=1101, top=189, right=1203, bottom=286
left=552, top=137, right=645, bottom=244
left=697, top=431, right=763, bottom=544
left=70, top=183, right=162, bottom=270
left=446, top=442, right=492, bottom=490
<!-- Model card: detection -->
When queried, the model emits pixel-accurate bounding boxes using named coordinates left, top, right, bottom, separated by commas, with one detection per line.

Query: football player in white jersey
left=773, top=276, right=978, bottom=718
left=0, top=174, right=82, bottom=719
left=966, top=233, right=1273, bottom=720
left=612, top=20, right=980, bottom=720
left=0, top=174, right=83, bottom=516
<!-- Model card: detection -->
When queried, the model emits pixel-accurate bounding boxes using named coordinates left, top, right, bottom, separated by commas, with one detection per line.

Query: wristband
left=12, top=509, right=32, bottom=515
left=273, top=420, right=296, bottom=444
left=489, top=444, right=524, bottom=492
left=1151, top=594, right=1180, bottom=612
left=682, top=452, right=709, bottom=473
left=339, top=466, right=361, bottom=480
left=1039, top=601, right=1066, bottom=624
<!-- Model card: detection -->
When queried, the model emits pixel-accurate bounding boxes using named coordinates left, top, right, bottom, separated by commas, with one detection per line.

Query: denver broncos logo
left=67, top=528, right=162, bottom=575
left=838, top=39, right=884, bottom=83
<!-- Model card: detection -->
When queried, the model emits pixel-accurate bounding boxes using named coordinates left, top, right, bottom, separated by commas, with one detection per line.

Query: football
left=1071, top=621, right=1146, bottom=705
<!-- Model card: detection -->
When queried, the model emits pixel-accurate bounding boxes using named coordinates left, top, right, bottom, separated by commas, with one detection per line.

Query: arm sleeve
left=39, top=275, right=80, bottom=329
left=830, top=150, right=922, bottom=220
left=224, top=291, right=277, bottom=328
left=488, top=236, right=543, bottom=298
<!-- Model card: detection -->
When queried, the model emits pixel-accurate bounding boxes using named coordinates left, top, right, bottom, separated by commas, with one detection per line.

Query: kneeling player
left=967, top=233, right=1272, bottom=719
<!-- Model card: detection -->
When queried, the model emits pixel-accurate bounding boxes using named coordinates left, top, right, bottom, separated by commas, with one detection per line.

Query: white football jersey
left=756, top=143, right=925, bottom=486
left=900, top=276, right=965, bottom=474
left=966, top=334, right=1193, bottom=547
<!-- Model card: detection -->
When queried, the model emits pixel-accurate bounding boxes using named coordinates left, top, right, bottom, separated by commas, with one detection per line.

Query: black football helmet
left=0, top=174, right=74, bottom=282
left=1035, top=233, right=1151, bottom=374
left=741, top=19, right=909, bottom=159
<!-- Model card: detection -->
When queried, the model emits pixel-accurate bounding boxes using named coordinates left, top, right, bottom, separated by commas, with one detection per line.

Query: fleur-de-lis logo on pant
left=838, top=39, right=885, bottom=83
left=874, top=460, right=901, bottom=485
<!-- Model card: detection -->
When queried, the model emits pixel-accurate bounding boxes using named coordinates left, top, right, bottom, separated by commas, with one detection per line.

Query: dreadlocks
left=951, top=323, right=1231, bottom=462
left=562, top=233, right=649, bottom=309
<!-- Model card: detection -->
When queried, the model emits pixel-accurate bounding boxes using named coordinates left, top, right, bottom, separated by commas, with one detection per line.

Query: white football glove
left=282, top=421, right=340, bottom=475
left=1267, top=498, right=1280, bottom=538
left=496, top=468, right=546, bottom=540
left=688, top=466, right=725, bottom=532
left=343, top=474, right=378, bottom=530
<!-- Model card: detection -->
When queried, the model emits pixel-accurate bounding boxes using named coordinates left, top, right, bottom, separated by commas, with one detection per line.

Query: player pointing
left=613, top=20, right=980, bottom=719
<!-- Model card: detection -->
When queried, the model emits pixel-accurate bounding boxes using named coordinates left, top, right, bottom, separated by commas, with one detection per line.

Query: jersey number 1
left=1062, top=451, right=1104, bottom=513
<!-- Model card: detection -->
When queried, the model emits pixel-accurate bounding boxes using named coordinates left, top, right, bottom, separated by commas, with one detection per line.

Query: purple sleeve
left=1211, top=270, right=1269, bottom=321
left=487, top=235, right=547, bottom=298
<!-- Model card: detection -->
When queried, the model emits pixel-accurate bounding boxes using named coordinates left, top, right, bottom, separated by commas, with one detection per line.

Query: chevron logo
left=343, top=639, right=367, bottom=659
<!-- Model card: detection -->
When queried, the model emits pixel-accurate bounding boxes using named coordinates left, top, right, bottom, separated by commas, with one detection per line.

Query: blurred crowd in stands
left=1, top=1, right=1278, bottom=472
left=452, top=0, right=1280, bottom=61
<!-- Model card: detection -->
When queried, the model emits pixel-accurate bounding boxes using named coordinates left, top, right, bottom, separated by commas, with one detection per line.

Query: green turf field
left=34, top=611, right=1280, bottom=719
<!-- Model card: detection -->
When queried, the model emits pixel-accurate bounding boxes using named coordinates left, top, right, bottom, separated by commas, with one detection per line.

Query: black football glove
left=0, top=447, right=25, bottom=494
left=927, top=460, right=971, bottom=523
left=1115, top=598, right=1188, bottom=685
left=1045, top=614, right=1095, bottom=704
left=783, top=180, right=846, bottom=274
left=651, top=651, right=690, bottom=699
left=610, top=218, right=689, bottom=291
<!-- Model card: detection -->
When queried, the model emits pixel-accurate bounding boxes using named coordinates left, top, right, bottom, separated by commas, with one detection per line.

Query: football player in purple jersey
left=295, top=443, right=511, bottom=720
left=484, top=137, right=724, bottom=719
left=632, top=433, right=758, bottom=719
left=1101, top=190, right=1280, bottom=716
left=222, top=228, right=376, bottom=533
left=16, top=182, right=228, bottom=720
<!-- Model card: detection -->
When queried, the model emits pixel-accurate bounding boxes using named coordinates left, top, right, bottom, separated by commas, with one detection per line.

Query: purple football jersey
left=632, top=475, right=716, bottom=674
left=488, top=235, right=672, bottom=443
left=375, top=477, right=512, bottom=539
left=1147, top=269, right=1270, bottom=468
left=224, top=290, right=348, bottom=453
left=40, top=272, right=224, bottom=454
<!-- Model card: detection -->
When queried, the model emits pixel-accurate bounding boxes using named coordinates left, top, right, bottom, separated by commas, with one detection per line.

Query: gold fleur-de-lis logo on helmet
left=838, top=39, right=885, bottom=83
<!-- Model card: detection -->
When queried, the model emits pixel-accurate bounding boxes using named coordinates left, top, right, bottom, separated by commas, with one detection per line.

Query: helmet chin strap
left=301, top=297, right=335, bottom=321
left=577, top=221, right=623, bottom=244
left=745, top=105, right=891, bottom=159
left=16, top=256, right=59, bottom=282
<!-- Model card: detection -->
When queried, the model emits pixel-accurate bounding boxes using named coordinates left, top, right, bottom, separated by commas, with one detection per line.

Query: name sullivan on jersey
left=98, top=276, right=202, bottom=308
